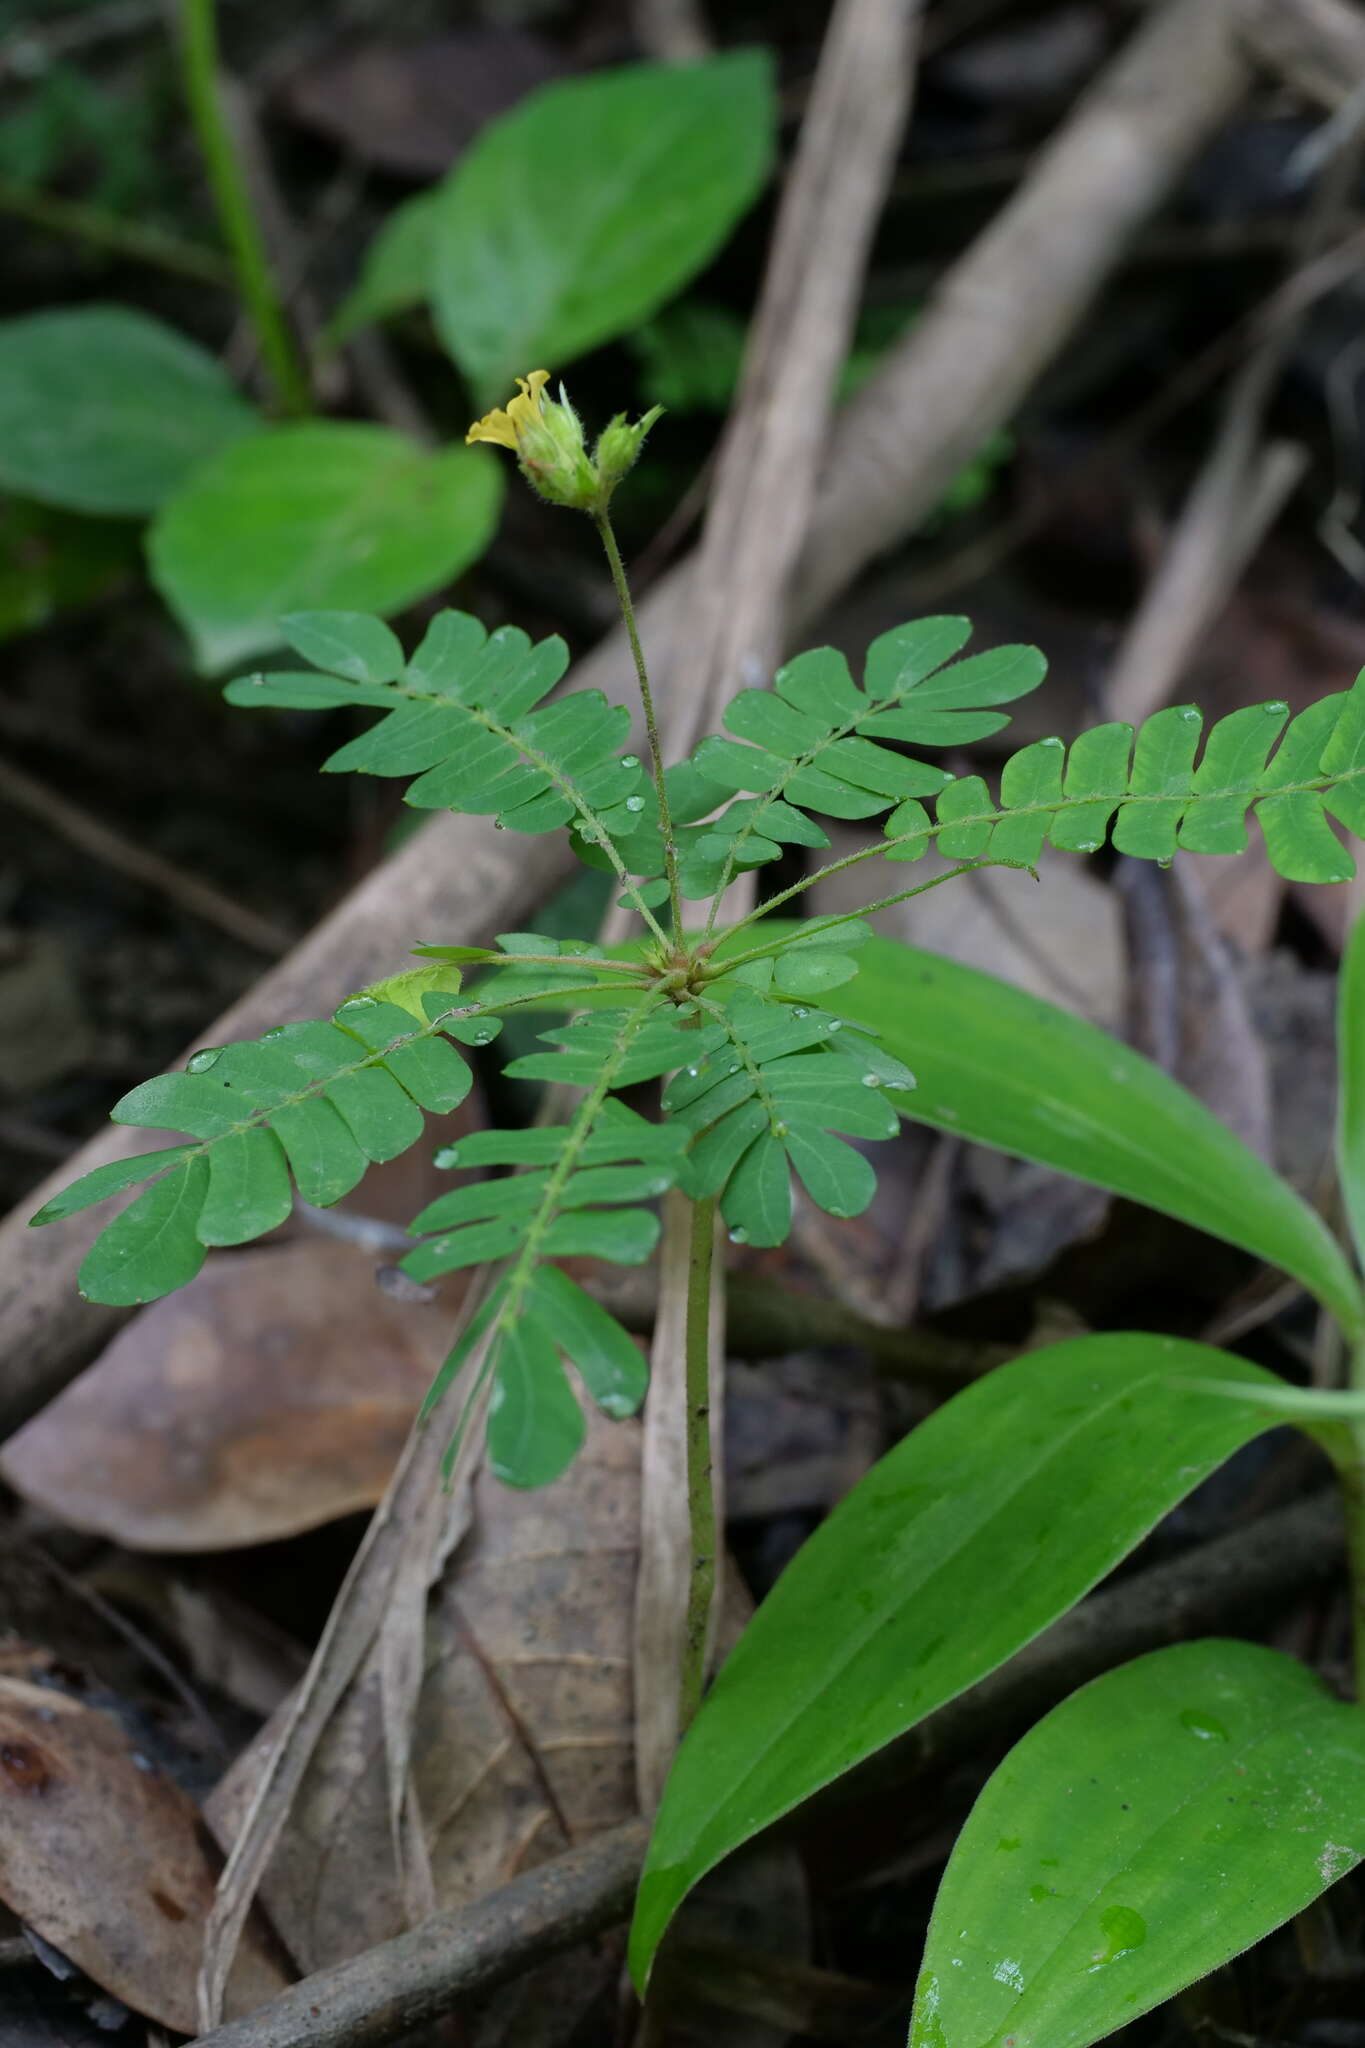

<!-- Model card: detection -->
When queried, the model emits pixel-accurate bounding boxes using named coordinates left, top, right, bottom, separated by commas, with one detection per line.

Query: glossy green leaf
left=0, top=306, right=258, bottom=514
left=821, top=934, right=1363, bottom=1334
left=198, top=1126, right=293, bottom=1246
left=487, top=1321, right=585, bottom=1488
left=148, top=425, right=501, bottom=671
left=430, top=53, right=774, bottom=397
left=77, top=1155, right=210, bottom=1305
left=909, top=1640, right=1365, bottom=2048
left=1338, top=906, right=1365, bottom=1275
left=629, top=1335, right=1289, bottom=1985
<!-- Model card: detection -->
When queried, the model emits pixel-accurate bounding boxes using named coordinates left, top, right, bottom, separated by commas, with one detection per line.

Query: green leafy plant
left=1, top=17, right=774, bottom=664
left=33, top=363, right=1365, bottom=2046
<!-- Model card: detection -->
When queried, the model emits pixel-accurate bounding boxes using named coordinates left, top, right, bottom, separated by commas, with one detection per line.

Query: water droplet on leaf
left=625, top=796, right=646, bottom=813
left=728, top=1226, right=749, bottom=1244
left=621, top=755, right=640, bottom=771
left=187, top=1047, right=224, bottom=1073
left=1179, top=1709, right=1229, bottom=1741
left=861, top=1073, right=882, bottom=1088
left=435, top=1146, right=461, bottom=1169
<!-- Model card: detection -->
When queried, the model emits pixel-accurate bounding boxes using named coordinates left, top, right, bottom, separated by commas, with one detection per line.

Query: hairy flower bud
left=467, top=372, right=663, bottom=514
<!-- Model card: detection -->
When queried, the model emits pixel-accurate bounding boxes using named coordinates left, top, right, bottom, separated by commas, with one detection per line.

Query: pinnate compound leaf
left=909, top=1641, right=1365, bottom=2048
left=0, top=306, right=258, bottom=515
left=625, top=619, right=1045, bottom=900
left=487, top=1319, right=586, bottom=1488
left=430, top=53, right=775, bottom=398
left=882, top=678, right=1365, bottom=883
left=629, top=1335, right=1291, bottom=1985
left=663, top=987, right=911, bottom=1239
left=149, top=424, right=501, bottom=671
left=227, top=606, right=649, bottom=844
left=814, top=932, right=1363, bottom=1332
left=36, top=993, right=483, bottom=1305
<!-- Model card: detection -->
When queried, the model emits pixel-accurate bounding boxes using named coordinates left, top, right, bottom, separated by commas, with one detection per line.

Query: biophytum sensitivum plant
left=32, top=369, right=1365, bottom=2046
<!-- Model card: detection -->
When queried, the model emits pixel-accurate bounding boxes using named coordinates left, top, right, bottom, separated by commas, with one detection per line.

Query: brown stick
left=0, top=754, right=292, bottom=956
left=799, top=0, right=1253, bottom=611
left=190, top=1820, right=649, bottom=2048
left=0, top=0, right=1258, bottom=1431
left=1242, top=0, right=1365, bottom=111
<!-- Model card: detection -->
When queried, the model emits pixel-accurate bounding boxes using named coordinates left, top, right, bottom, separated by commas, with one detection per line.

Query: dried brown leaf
left=0, top=1243, right=472, bottom=1551
left=0, top=1679, right=288, bottom=2031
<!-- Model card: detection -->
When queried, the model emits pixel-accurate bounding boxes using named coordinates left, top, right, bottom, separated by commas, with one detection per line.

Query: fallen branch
left=1242, top=0, right=1365, bottom=111
left=191, top=1820, right=649, bottom=2048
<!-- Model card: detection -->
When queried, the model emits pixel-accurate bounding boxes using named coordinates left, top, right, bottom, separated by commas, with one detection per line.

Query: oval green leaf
left=828, top=935, right=1362, bottom=1335
left=910, top=1639, right=1365, bottom=2048
left=0, top=306, right=258, bottom=515
left=629, top=1335, right=1289, bottom=1985
left=148, top=423, right=502, bottom=671
left=431, top=52, right=774, bottom=398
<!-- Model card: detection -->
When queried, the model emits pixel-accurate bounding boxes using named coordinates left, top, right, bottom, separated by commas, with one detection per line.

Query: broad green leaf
left=77, top=1155, right=210, bottom=1305
left=910, top=1640, right=1365, bottom=2048
left=782, top=1124, right=876, bottom=1219
left=198, top=1126, right=292, bottom=1245
left=430, top=53, right=774, bottom=397
left=0, top=306, right=258, bottom=514
left=148, top=424, right=501, bottom=671
left=327, top=190, right=440, bottom=345
left=1338, top=906, right=1365, bottom=1275
left=29, top=1145, right=198, bottom=1225
left=818, top=933, right=1363, bottom=1335
left=629, top=1335, right=1290, bottom=1985
left=487, top=1321, right=585, bottom=1488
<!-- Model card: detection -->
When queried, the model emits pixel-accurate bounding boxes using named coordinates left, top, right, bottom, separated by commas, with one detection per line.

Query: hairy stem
left=176, top=0, right=311, bottom=413
left=594, top=510, right=686, bottom=944
left=679, top=1194, right=719, bottom=1732
left=710, top=861, right=1008, bottom=970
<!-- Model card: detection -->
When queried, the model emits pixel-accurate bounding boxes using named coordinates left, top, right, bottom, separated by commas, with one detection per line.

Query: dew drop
left=685, top=1064, right=700, bottom=1078
left=435, top=1146, right=461, bottom=1169
left=791, top=1006, right=810, bottom=1019
left=187, top=1047, right=224, bottom=1073
left=728, top=1226, right=749, bottom=1244
left=625, top=796, right=646, bottom=813
left=621, top=754, right=641, bottom=771
left=648, top=1178, right=671, bottom=1196
left=1179, top=1709, right=1229, bottom=1742
left=1179, top=706, right=1200, bottom=722
left=726, top=1061, right=739, bottom=1074
left=261, top=1025, right=286, bottom=1041
left=773, top=1121, right=789, bottom=1137
left=337, top=994, right=378, bottom=1015
left=597, top=1392, right=636, bottom=1419
left=824, top=1019, right=843, bottom=1032
left=1089, top=1907, right=1147, bottom=1971
left=861, top=1073, right=883, bottom=1088
left=1041, top=735, right=1063, bottom=748
left=247, top=673, right=266, bottom=688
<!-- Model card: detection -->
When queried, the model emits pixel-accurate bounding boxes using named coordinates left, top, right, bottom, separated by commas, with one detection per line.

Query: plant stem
left=594, top=509, right=686, bottom=945
left=0, top=175, right=233, bottom=286
left=679, top=1194, right=718, bottom=1733
left=176, top=0, right=311, bottom=414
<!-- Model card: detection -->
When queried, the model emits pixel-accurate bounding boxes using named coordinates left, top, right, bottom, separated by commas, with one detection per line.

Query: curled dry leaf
left=0, top=1678, right=288, bottom=2031
left=0, top=1241, right=472, bottom=1550
left=208, top=1405, right=642, bottom=1970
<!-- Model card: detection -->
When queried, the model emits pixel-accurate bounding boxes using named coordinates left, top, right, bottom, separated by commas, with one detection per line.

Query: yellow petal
left=465, top=407, right=518, bottom=450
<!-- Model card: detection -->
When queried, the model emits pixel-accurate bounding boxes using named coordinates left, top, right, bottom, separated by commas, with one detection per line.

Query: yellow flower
left=465, top=370, right=552, bottom=451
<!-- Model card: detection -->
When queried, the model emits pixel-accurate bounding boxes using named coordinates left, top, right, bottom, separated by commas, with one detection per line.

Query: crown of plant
left=466, top=369, right=662, bottom=514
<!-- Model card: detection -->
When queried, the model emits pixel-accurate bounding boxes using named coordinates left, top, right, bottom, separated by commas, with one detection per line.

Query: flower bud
left=467, top=373, right=663, bottom=514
